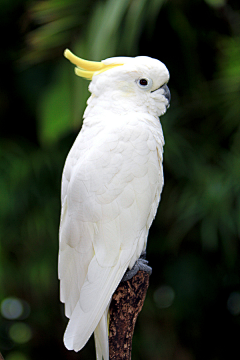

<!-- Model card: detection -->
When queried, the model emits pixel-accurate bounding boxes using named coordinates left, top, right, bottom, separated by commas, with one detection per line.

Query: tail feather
left=94, top=303, right=110, bottom=360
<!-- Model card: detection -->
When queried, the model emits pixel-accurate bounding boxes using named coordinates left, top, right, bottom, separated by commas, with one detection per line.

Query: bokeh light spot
left=1, top=298, right=23, bottom=320
left=153, top=285, right=175, bottom=308
left=5, top=351, right=29, bottom=360
left=227, top=291, right=240, bottom=315
left=8, top=323, right=32, bottom=344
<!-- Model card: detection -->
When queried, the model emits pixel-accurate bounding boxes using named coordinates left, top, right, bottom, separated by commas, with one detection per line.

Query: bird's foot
left=121, top=251, right=152, bottom=282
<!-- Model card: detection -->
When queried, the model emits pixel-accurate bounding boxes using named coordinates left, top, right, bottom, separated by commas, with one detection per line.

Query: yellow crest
left=64, top=49, right=123, bottom=80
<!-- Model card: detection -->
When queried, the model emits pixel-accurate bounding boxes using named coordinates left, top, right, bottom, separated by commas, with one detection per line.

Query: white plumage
left=59, top=50, right=170, bottom=360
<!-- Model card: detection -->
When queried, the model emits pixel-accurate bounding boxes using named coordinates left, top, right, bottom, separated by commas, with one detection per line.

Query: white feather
left=94, top=305, right=110, bottom=360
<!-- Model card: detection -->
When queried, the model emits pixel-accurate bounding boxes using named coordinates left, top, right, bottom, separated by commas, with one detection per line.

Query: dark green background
left=1, top=0, right=240, bottom=359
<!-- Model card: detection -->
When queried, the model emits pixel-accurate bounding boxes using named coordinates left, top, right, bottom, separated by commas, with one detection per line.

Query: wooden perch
left=0, top=352, right=5, bottom=360
left=109, top=270, right=150, bottom=360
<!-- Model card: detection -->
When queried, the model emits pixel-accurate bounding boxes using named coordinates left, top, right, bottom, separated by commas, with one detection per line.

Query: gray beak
left=161, top=84, right=171, bottom=103
left=151, top=83, right=171, bottom=105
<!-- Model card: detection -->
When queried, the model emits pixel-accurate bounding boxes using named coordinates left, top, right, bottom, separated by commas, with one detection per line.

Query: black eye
left=139, top=78, right=148, bottom=86
left=137, top=77, right=153, bottom=90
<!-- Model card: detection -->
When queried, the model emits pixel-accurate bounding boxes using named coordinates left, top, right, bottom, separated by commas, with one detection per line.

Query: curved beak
left=161, top=84, right=171, bottom=103
left=151, top=83, right=171, bottom=108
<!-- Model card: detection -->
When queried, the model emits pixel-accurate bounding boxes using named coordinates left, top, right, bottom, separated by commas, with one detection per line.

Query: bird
left=58, top=49, right=170, bottom=360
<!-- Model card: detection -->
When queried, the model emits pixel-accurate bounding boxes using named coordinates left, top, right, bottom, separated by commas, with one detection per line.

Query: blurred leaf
left=215, top=37, right=240, bottom=130
left=29, top=0, right=83, bottom=24
left=121, top=0, right=164, bottom=54
left=38, top=60, right=89, bottom=144
left=20, top=0, right=95, bottom=65
left=38, top=61, right=72, bottom=144
left=204, top=0, right=226, bottom=7
left=86, top=0, right=131, bottom=59
left=27, top=16, right=79, bottom=49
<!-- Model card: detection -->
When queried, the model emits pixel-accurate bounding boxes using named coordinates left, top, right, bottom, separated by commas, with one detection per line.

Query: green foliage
left=38, top=60, right=85, bottom=144
left=20, top=0, right=95, bottom=65
left=1, top=0, right=240, bottom=359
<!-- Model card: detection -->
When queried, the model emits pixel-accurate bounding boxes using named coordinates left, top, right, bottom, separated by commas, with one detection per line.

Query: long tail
left=94, top=302, right=110, bottom=360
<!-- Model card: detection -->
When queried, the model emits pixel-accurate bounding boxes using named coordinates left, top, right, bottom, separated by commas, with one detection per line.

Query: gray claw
left=121, top=252, right=152, bottom=282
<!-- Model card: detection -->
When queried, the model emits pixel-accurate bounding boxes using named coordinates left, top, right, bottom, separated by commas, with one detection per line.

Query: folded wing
left=58, top=115, right=164, bottom=352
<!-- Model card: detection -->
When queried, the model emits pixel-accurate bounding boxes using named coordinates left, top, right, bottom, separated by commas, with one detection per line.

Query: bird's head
left=64, top=49, right=170, bottom=117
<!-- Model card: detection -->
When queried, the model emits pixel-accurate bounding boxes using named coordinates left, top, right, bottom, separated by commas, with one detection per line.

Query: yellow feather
left=64, top=49, right=123, bottom=80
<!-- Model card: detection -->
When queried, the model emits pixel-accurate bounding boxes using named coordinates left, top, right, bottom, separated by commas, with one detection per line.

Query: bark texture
left=109, top=270, right=150, bottom=360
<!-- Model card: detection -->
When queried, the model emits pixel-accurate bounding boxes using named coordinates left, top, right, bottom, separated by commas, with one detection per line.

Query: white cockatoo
left=59, top=49, right=170, bottom=360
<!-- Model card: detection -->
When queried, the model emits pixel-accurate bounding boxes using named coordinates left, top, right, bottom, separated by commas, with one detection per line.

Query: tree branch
left=109, top=270, right=150, bottom=360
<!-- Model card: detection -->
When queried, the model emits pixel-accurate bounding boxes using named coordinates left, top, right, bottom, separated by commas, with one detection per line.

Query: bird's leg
left=121, top=251, right=152, bottom=282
